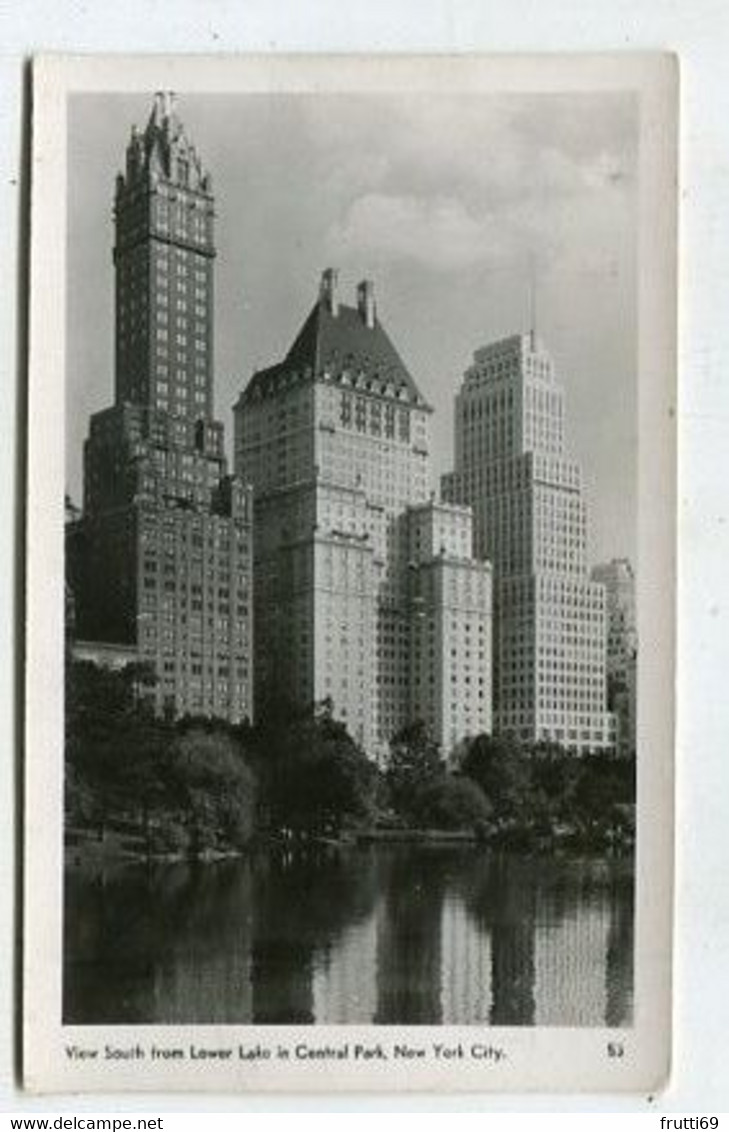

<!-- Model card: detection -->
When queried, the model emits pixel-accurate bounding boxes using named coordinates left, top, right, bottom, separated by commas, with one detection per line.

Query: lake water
left=64, top=846, right=633, bottom=1026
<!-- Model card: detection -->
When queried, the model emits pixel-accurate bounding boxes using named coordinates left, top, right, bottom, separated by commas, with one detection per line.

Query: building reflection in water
left=250, top=848, right=378, bottom=1024
left=441, top=888, right=492, bottom=1024
left=64, top=848, right=633, bottom=1027
left=250, top=852, right=316, bottom=1024
left=605, top=866, right=635, bottom=1027
left=487, top=859, right=537, bottom=1026
left=373, top=849, right=449, bottom=1024
left=531, top=861, right=614, bottom=1026
left=63, top=862, right=255, bottom=1023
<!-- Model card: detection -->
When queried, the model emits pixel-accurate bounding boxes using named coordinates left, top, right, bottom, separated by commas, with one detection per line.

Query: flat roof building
left=443, top=333, right=614, bottom=754
left=592, top=558, right=637, bottom=756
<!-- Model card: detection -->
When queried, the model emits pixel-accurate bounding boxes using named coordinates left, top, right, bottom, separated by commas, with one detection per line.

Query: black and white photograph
left=24, top=54, right=676, bottom=1093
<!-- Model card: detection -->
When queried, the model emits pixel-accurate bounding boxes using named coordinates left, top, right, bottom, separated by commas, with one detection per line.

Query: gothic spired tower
left=113, top=91, right=214, bottom=420
left=71, top=94, right=253, bottom=723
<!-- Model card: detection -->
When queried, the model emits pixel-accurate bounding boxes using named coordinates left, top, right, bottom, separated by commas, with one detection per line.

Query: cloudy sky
left=67, top=90, right=638, bottom=564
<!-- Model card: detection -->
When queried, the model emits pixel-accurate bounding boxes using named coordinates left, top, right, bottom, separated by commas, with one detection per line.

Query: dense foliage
left=66, top=664, right=376, bottom=855
left=251, top=698, right=377, bottom=836
left=456, top=732, right=635, bottom=845
left=66, top=661, right=635, bottom=858
left=384, top=721, right=443, bottom=821
left=169, top=728, right=258, bottom=852
left=409, top=775, right=493, bottom=831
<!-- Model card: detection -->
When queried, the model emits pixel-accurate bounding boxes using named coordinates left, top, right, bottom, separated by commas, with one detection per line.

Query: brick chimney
left=357, top=279, right=376, bottom=328
left=319, top=267, right=339, bottom=316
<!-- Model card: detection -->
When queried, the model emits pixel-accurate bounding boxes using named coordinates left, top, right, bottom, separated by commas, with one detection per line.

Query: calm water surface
left=64, top=846, right=633, bottom=1026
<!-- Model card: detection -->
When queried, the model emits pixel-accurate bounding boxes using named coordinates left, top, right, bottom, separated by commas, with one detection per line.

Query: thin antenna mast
left=527, top=252, right=537, bottom=350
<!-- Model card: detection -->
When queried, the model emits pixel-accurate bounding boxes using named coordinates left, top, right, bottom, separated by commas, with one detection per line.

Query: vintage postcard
left=24, top=54, right=677, bottom=1092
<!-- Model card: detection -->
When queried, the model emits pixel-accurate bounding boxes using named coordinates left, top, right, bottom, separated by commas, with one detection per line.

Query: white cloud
left=325, top=171, right=631, bottom=278
left=320, top=94, right=635, bottom=278
left=327, top=192, right=522, bottom=272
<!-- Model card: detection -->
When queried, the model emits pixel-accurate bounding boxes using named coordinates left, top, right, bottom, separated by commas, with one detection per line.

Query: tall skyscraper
left=234, top=270, right=491, bottom=758
left=591, top=558, right=637, bottom=756
left=69, top=93, right=253, bottom=723
left=443, top=333, right=614, bottom=753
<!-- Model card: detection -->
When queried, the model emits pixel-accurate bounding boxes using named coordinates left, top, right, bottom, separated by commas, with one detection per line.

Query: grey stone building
left=68, top=94, right=253, bottom=724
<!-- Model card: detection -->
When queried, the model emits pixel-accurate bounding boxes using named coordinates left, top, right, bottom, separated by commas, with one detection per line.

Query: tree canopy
left=410, top=775, right=492, bottom=831
left=385, top=720, right=443, bottom=819
left=255, top=699, right=377, bottom=835
left=65, top=660, right=635, bottom=855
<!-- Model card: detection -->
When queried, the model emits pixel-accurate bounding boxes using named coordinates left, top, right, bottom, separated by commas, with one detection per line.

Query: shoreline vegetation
left=65, top=660, right=636, bottom=867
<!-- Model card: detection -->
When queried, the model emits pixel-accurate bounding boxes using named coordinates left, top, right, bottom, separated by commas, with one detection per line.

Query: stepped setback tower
left=443, top=333, right=614, bottom=753
left=69, top=93, right=253, bottom=723
left=234, top=270, right=492, bottom=759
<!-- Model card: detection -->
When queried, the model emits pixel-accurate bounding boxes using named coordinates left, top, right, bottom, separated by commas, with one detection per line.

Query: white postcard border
left=24, top=52, right=677, bottom=1094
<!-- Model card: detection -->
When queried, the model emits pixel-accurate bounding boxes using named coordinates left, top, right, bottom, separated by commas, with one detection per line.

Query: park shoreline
left=65, top=812, right=635, bottom=869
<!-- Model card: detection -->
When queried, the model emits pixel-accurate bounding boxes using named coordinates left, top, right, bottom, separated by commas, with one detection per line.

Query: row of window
left=340, top=394, right=411, bottom=441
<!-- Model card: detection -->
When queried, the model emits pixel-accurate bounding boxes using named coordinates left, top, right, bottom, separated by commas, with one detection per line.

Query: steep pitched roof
left=239, top=298, right=429, bottom=408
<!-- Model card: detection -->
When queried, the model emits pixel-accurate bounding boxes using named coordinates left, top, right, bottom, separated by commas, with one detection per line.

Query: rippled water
left=64, top=846, right=633, bottom=1026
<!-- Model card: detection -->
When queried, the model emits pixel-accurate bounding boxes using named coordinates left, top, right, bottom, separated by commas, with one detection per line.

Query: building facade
left=234, top=270, right=491, bottom=759
left=69, top=94, right=253, bottom=723
left=406, top=501, right=492, bottom=751
left=591, top=558, right=637, bottom=756
left=443, top=333, right=613, bottom=753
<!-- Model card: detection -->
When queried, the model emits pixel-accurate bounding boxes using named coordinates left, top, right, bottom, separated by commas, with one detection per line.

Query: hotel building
left=443, top=332, right=614, bottom=753
left=69, top=94, right=253, bottom=723
left=234, top=270, right=491, bottom=759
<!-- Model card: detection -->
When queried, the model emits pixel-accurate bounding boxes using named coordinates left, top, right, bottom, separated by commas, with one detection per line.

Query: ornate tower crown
left=117, top=91, right=212, bottom=197
left=112, top=93, right=216, bottom=418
